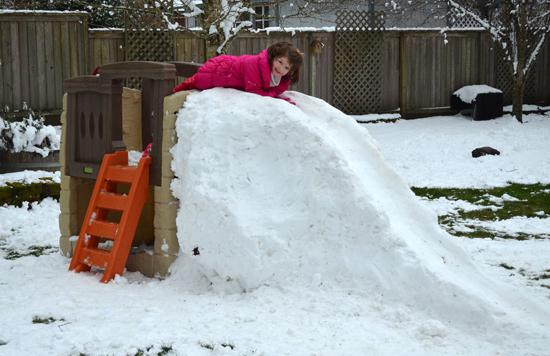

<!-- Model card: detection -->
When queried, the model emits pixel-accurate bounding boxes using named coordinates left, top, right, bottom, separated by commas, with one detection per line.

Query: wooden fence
left=89, top=30, right=550, bottom=116
left=0, top=12, right=88, bottom=112
left=2, top=12, right=550, bottom=115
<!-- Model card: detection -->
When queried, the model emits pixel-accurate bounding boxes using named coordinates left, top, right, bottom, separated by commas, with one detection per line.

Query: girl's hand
left=279, top=96, right=296, bottom=105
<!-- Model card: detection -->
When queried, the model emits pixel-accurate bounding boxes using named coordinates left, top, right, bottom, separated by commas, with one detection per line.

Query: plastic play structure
left=60, top=61, right=199, bottom=282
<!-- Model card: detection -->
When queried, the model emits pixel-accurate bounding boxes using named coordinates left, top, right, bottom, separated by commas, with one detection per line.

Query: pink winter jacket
left=188, top=50, right=292, bottom=100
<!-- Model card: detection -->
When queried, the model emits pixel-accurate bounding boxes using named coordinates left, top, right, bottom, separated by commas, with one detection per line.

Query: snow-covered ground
left=364, top=113, right=550, bottom=188
left=0, top=90, right=549, bottom=355
left=0, top=170, right=60, bottom=187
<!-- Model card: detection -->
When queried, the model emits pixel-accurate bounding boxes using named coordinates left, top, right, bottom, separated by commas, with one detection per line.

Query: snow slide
left=170, top=89, right=548, bottom=336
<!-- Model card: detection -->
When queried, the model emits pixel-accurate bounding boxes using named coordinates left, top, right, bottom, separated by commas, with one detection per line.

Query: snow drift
left=170, top=89, right=548, bottom=332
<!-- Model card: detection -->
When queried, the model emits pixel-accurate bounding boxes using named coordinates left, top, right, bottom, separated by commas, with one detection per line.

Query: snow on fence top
left=0, top=9, right=88, bottom=15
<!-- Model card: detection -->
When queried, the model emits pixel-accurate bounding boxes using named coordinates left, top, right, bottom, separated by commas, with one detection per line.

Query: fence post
left=309, top=38, right=324, bottom=98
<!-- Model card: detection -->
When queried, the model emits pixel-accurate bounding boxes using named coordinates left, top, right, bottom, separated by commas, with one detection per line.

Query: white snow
left=366, top=113, right=550, bottom=188
left=250, top=26, right=336, bottom=35
left=464, top=216, right=550, bottom=237
left=503, top=104, right=550, bottom=112
left=0, top=198, right=59, bottom=253
left=0, top=10, right=87, bottom=15
left=353, top=113, right=401, bottom=122
left=453, top=84, right=502, bottom=104
left=167, top=88, right=549, bottom=352
left=417, top=196, right=492, bottom=216
left=0, top=89, right=549, bottom=355
left=0, top=115, right=60, bottom=157
left=0, top=170, right=60, bottom=187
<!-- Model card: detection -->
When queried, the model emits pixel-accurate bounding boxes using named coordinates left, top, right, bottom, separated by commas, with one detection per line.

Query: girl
left=173, top=41, right=303, bottom=103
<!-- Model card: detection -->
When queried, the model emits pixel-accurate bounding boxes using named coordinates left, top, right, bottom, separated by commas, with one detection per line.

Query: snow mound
left=453, top=84, right=502, bottom=103
left=169, top=89, right=548, bottom=329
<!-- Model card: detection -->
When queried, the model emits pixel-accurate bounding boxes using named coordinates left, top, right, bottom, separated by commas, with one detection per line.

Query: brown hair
left=267, top=41, right=304, bottom=84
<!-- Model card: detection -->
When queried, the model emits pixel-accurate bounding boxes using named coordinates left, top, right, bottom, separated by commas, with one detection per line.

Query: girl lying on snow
left=173, top=41, right=304, bottom=104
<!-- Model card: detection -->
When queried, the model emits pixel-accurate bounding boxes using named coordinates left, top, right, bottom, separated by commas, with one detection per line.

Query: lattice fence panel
left=494, top=46, right=537, bottom=105
left=124, top=0, right=175, bottom=88
left=333, top=11, right=385, bottom=114
left=126, top=30, right=174, bottom=62
left=448, top=7, right=480, bottom=28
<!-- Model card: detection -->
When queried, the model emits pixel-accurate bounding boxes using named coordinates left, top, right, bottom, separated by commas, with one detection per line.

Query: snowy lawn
left=0, top=94, right=549, bottom=355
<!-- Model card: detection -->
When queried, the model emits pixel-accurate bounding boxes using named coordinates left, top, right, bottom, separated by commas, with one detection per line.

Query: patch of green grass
left=2, top=245, right=58, bottom=260
left=0, top=179, right=60, bottom=207
left=412, top=183, right=550, bottom=240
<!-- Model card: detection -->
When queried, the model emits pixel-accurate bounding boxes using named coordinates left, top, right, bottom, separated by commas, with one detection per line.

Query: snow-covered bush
left=0, top=113, right=60, bottom=157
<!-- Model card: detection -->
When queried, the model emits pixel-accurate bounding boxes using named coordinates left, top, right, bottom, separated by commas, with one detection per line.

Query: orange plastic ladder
left=69, top=151, right=151, bottom=283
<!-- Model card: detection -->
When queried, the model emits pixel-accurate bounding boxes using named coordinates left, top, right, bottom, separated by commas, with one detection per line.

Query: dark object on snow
left=451, top=90, right=503, bottom=121
left=192, top=247, right=200, bottom=256
left=472, top=146, right=501, bottom=158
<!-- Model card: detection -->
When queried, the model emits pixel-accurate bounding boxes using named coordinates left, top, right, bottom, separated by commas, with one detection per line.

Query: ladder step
left=96, top=191, right=128, bottom=211
left=69, top=152, right=152, bottom=283
left=105, top=165, right=138, bottom=184
left=87, top=220, right=118, bottom=240
left=81, top=247, right=110, bottom=269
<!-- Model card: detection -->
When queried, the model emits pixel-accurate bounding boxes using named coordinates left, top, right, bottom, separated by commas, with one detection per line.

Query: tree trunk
left=511, top=3, right=528, bottom=124
left=202, top=0, right=222, bottom=59
left=512, top=76, right=525, bottom=123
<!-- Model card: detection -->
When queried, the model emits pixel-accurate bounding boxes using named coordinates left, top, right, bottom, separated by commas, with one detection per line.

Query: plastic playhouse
left=59, top=61, right=199, bottom=281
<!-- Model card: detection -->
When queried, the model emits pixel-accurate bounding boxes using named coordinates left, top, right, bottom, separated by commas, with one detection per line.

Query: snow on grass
left=457, top=237, right=550, bottom=300
left=0, top=198, right=59, bottom=258
left=0, top=170, right=60, bottom=187
left=417, top=196, right=494, bottom=216
left=460, top=216, right=550, bottom=238
left=366, top=113, right=550, bottom=188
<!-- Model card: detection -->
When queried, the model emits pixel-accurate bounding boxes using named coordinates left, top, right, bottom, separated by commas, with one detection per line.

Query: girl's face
left=272, top=56, right=291, bottom=78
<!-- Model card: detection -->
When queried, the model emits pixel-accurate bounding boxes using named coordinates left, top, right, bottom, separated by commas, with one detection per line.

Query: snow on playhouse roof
left=453, top=84, right=502, bottom=104
left=169, top=88, right=549, bottom=346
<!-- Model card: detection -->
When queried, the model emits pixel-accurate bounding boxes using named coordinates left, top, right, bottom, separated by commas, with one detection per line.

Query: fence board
left=60, top=22, right=70, bottom=85
left=53, top=22, right=63, bottom=108
left=380, top=33, right=399, bottom=111
left=18, top=21, right=30, bottom=106
left=35, top=21, right=48, bottom=109
left=27, top=21, right=38, bottom=108
left=68, top=22, right=78, bottom=78
left=0, top=24, right=4, bottom=109
left=2, top=22, right=13, bottom=108
left=44, top=21, right=56, bottom=108
left=10, top=22, right=21, bottom=107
